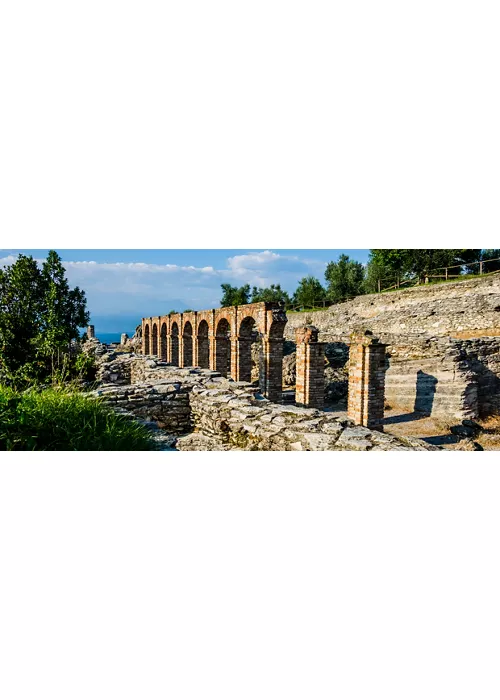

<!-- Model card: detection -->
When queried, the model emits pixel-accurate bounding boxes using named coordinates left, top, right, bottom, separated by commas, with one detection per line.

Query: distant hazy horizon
left=2, top=249, right=370, bottom=329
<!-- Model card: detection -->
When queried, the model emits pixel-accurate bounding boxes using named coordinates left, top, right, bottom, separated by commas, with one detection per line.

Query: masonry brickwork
left=135, top=273, right=500, bottom=429
left=295, top=326, right=325, bottom=409
left=347, top=331, right=387, bottom=430
left=141, top=302, right=287, bottom=402
left=92, top=354, right=438, bottom=451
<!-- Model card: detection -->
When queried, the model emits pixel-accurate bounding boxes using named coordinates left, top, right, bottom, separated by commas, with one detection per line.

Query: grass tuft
left=0, top=385, right=157, bottom=451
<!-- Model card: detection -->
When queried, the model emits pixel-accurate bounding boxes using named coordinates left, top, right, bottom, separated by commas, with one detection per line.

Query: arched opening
left=152, top=323, right=158, bottom=356
left=182, top=321, right=193, bottom=367
left=215, top=318, right=231, bottom=377
left=144, top=324, right=150, bottom=355
left=238, top=315, right=258, bottom=383
left=197, top=319, right=210, bottom=368
left=260, top=312, right=287, bottom=401
left=171, top=322, right=179, bottom=366
left=160, top=323, right=167, bottom=361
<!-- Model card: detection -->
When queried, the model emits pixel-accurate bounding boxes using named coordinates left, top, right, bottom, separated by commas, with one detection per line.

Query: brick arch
left=214, top=309, right=235, bottom=335
left=197, top=319, right=210, bottom=369
left=171, top=321, right=179, bottom=366
left=215, top=317, right=231, bottom=377
left=182, top=320, right=193, bottom=367
left=237, top=315, right=259, bottom=382
left=160, top=322, right=167, bottom=361
left=152, top=323, right=158, bottom=356
left=267, top=309, right=287, bottom=340
left=144, top=323, right=150, bottom=355
left=142, top=302, right=288, bottom=400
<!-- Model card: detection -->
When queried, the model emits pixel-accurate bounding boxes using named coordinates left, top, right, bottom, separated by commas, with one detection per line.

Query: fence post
left=378, top=279, right=381, bottom=293
left=480, top=260, right=483, bottom=275
left=445, top=267, right=448, bottom=280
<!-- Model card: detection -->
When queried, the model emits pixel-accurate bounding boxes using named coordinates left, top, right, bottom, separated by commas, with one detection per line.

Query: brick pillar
left=230, top=337, right=253, bottom=382
left=208, top=334, right=217, bottom=370
left=230, top=336, right=239, bottom=380
left=193, top=335, right=199, bottom=367
left=166, top=334, right=172, bottom=363
left=259, top=336, right=283, bottom=402
left=295, top=326, right=325, bottom=409
left=347, top=331, right=387, bottom=430
left=178, top=334, right=184, bottom=367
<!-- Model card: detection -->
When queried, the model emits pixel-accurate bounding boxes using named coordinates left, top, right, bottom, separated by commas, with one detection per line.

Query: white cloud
left=0, top=251, right=326, bottom=322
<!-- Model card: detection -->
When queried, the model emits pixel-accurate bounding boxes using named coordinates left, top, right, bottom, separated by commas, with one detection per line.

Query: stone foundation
left=92, top=355, right=438, bottom=451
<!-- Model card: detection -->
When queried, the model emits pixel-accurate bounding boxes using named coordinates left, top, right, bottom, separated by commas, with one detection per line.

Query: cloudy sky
left=0, top=249, right=369, bottom=332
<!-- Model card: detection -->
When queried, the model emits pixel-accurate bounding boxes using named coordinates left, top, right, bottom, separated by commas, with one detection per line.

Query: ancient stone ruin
left=140, top=302, right=390, bottom=431
left=83, top=272, right=499, bottom=450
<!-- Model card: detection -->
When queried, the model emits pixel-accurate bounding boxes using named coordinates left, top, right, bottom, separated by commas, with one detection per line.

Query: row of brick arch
left=142, top=303, right=287, bottom=401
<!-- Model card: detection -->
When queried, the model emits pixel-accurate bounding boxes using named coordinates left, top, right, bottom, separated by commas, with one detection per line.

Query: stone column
left=259, top=336, right=283, bottom=402
left=295, top=326, right=325, bottom=409
left=347, top=331, right=387, bottom=430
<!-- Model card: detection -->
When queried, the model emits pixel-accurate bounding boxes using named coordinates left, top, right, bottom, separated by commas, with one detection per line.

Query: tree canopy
left=293, top=276, right=326, bottom=309
left=325, top=254, right=365, bottom=303
left=0, top=251, right=89, bottom=385
left=251, top=284, right=291, bottom=305
left=220, top=284, right=251, bottom=307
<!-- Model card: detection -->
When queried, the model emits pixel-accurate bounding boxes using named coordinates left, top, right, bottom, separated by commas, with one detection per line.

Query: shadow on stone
left=414, top=369, right=438, bottom=415
left=384, top=411, right=430, bottom=425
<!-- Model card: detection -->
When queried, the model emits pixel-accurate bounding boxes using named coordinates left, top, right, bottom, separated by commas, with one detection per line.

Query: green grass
left=0, top=385, right=157, bottom=451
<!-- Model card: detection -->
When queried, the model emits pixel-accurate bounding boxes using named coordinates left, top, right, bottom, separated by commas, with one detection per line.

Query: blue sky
left=0, top=249, right=370, bottom=332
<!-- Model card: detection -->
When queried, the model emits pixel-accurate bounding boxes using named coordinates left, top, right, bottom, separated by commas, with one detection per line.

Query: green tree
left=37, top=251, right=89, bottom=374
left=292, top=276, right=326, bottom=309
left=325, top=254, right=365, bottom=303
left=0, top=251, right=90, bottom=385
left=477, top=249, right=500, bottom=274
left=251, top=284, right=291, bottom=305
left=0, top=254, right=44, bottom=375
left=366, top=249, right=483, bottom=291
left=220, top=283, right=250, bottom=307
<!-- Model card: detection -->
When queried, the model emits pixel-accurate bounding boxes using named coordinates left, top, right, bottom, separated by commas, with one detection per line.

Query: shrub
left=0, top=386, right=157, bottom=451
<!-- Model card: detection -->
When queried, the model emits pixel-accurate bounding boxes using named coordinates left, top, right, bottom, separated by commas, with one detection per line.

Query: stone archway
left=215, top=318, right=231, bottom=377
left=160, top=322, right=167, bottom=361
left=182, top=321, right=193, bottom=367
left=144, top=324, right=150, bottom=355
left=171, top=322, right=179, bottom=366
left=152, top=323, right=158, bottom=356
left=237, top=315, right=257, bottom=382
left=197, top=319, right=210, bottom=368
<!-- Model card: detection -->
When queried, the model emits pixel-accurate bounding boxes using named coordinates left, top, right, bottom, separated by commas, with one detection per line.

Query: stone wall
left=186, top=385, right=436, bottom=451
left=285, top=272, right=500, bottom=341
left=93, top=355, right=437, bottom=451
left=94, top=379, right=192, bottom=435
left=384, top=336, right=500, bottom=420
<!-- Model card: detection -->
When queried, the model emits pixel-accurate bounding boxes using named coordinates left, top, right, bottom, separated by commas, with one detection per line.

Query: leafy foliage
left=220, top=284, right=251, bottom=307
left=478, top=249, right=500, bottom=274
left=325, top=254, right=365, bottom=303
left=365, top=249, right=483, bottom=291
left=292, top=276, right=326, bottom=309
left=0, top=251, right=90, bottom=386
left=0, top=385, right=156, bottom=451
left=251, top=284, right=291, bottom=305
